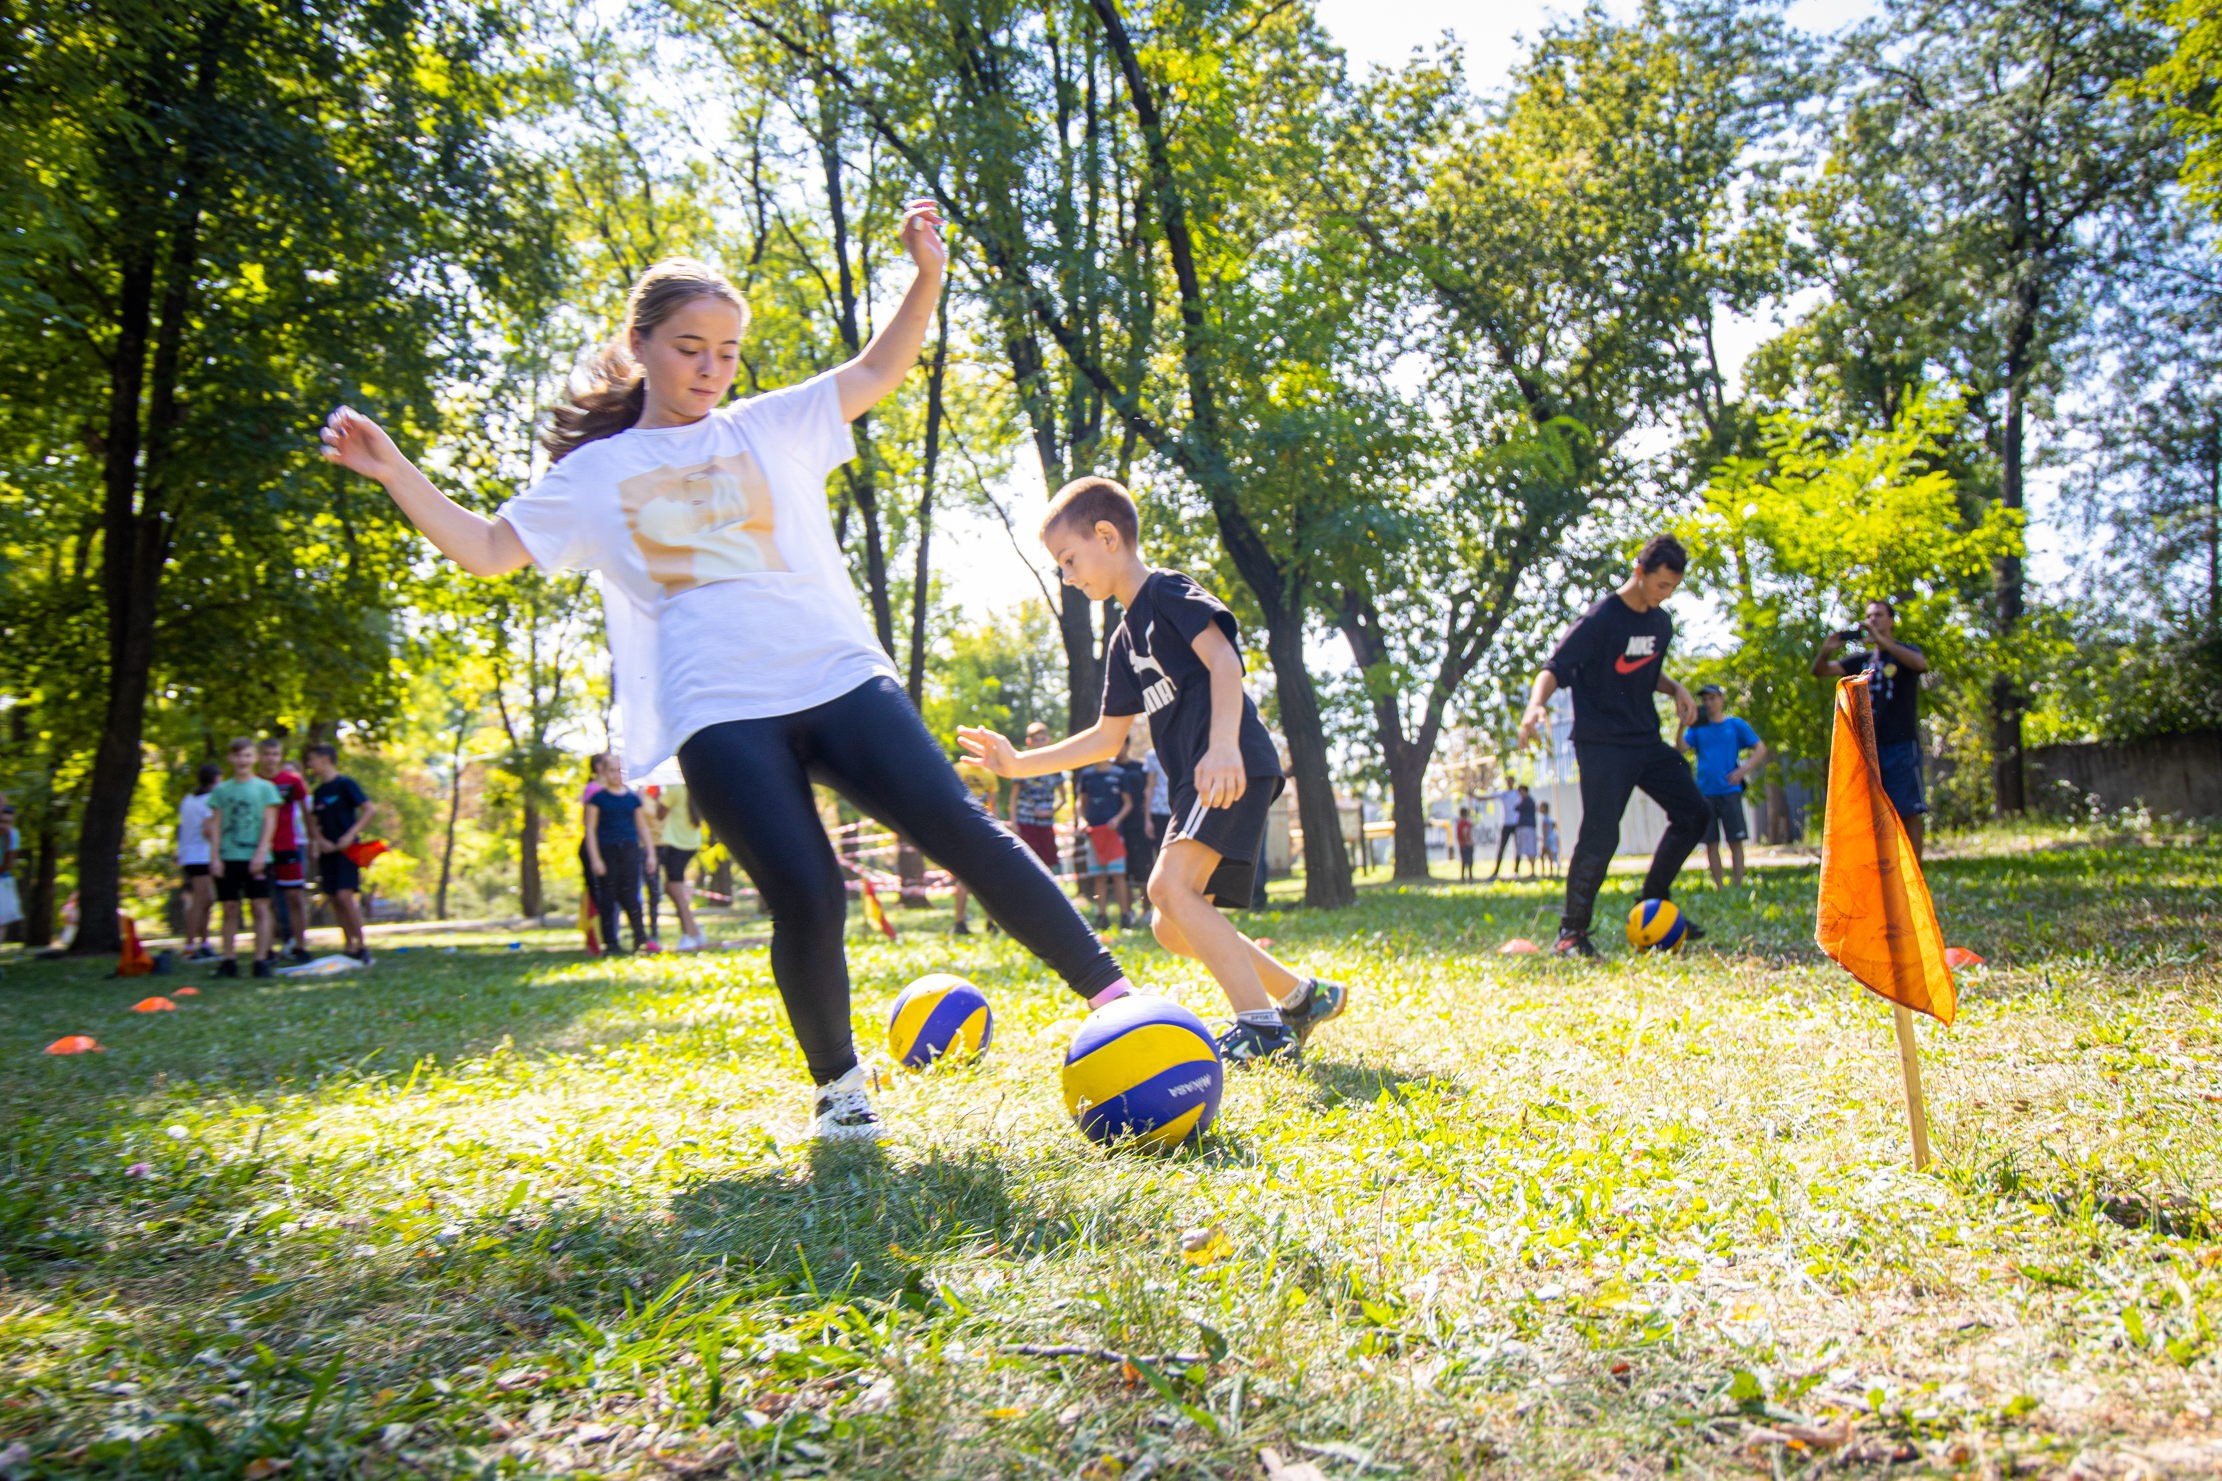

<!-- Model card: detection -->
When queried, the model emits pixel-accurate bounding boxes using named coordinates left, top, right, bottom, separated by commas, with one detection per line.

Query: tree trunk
left=519, top=797, right=542, bottom=919
left=72, top=13, right=227, bottom=954
left=1385, top=746, right=1431, bottom=880
left=905, top=288, right=951, bottom=707
left=1764, top=763, right=1792, bottom=845
left=24, top=820, right=58, bottom=948
left=1263, top=616, right=1356, bottom=909
left=437, top=762, right=465, bottom=921
left=1992, top=380, right=2028, bottom=815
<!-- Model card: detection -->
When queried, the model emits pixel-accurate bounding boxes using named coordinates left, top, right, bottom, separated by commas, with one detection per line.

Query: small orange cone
left=46, top=1035, right=103, bottom=1055
left=129, top=997, right=178, bottom=1013
left=117, top=913, right=153, bottom=977
left=173, top=986, right=201, bottom=996
left=1499, top=937, right=1541, bottom=954
left=1944, top=947, right=1985, bottom=969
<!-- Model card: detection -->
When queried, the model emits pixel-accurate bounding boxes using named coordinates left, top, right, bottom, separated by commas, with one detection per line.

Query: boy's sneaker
left=288, top=945, right=314, bottom=964
left=985, top=918, right=1000, bottom=935
left=1119, top=911, right=1136, bottom=930
left=251, top=958, right=275, bottom=979
left=1216, top=1019, right=1302, bottom=1068
left=184, top=945, right=216, bottom=962
left=1093, top=912, right=1110, bottom=931
left=807, top=1065, right=887, bottom=1142
left=1278, top=977, right=1350, bottom=1048
left=1680, top=916, right=1708, bottom=943
left=953, top=919, right=972, bottom=937
left=350, top=949, right=373, bottom=967
left=1553, top=930, right=1597, bottom=960
left=212, top=958, right=239, bottom=979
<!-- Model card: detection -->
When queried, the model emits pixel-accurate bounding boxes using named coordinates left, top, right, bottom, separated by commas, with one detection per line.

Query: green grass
left=1, top=831, right=2219, bottom=1478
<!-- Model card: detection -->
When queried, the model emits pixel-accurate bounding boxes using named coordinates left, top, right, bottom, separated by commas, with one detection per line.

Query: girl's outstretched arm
left=834, top=199, right=947, bottom=423
left=320, top=406, right=531, bottom=577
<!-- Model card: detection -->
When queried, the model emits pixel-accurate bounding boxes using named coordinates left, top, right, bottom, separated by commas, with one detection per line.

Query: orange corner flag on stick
left=859, top=877, right=897, bottom=942
left=116, top=912, right=153, bottom=977
left=1817, top=673, right=1956, bottom=1170
left=46, top=1035, right=103, bottom=1055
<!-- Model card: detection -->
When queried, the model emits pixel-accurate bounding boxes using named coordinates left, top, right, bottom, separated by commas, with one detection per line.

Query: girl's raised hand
left=957, top=724, right=1015, bottom=777
left=900, top=198, right=947, bottom=274
left=320, top=406, right=405, bottom=483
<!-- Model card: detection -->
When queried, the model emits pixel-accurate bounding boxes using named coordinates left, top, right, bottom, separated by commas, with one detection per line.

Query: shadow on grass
left=1304, top=1055, right=1470, bottom=1108
left=665, top=1140, right=1080, bottom=1302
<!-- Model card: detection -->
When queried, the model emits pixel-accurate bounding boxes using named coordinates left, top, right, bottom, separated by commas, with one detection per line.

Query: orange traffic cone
left=117, top=912, right=153, bottom=978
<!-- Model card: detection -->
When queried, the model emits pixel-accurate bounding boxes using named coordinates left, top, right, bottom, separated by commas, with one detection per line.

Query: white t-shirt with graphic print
left=497, top=371, right=896, bottom=774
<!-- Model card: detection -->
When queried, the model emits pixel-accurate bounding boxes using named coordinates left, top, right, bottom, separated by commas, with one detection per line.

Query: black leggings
left=596, top=839, right=646, bottom=952
left=680, top=677, right=1125, bottom=1084
left=1560, top=740, right=1710, bottom=935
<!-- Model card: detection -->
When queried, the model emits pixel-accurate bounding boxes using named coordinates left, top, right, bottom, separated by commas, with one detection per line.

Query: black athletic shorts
left=658, top=845, right=696, bottom=879
left=1702, top=792, right=1749, bottom=845
left=318, top=851, right=361, bottom=895
left=216, top=859, right=271, bottom=902
left=182, top=862, right=210, bottom=881
left=1163, top=774, right=1283, bottom=904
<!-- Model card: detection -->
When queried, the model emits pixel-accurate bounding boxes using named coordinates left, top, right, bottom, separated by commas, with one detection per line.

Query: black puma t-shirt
left=1100, top=570, right=1283, bottom=793
left=1541, top=593, right=1677, bottom=746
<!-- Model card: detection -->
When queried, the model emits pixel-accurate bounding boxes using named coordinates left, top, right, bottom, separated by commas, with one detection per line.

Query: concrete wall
left=2025, top=730, right=2222, bottom=821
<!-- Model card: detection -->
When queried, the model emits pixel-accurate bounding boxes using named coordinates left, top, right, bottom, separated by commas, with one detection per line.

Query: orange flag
left=117, top=912, right=153, bottom=978
left=1816, top=674, right=1956, bottom=1025
left=859, top=877, right=897, bottom=942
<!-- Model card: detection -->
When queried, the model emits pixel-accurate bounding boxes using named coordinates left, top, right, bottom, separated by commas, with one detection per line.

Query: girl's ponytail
left=542, top=258, right=749, bottom=463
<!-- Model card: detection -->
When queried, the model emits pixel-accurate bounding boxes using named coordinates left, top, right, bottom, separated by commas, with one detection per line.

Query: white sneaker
left=807, top=1066, right=887, bottom=1142
left=681, top=932, right=707, bottom=951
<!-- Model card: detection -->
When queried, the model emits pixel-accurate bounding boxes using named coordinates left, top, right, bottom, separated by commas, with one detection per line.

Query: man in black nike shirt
left=1518, top=535, right=1711, bottom=958
left=962, top=476, right=1350, bottom=1067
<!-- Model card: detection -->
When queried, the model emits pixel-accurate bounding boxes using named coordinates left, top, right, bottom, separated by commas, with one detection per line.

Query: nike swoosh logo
left=1614, top=654, right=1653, bottom=673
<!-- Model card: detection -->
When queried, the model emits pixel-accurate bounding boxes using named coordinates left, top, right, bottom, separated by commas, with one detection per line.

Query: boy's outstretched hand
left=957, top=725, right=1016, bottom=777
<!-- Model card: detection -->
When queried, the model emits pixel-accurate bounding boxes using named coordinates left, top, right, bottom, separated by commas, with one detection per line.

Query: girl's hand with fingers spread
left=957, top=725, right=1015, bottom=777
left=900, top=198, right=947, bottom=274
left=320, top=406, right=406, bottom=484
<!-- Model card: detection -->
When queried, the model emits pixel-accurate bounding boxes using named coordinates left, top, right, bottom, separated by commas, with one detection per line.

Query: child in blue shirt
left=1678, top=684, right=1769, bottom=888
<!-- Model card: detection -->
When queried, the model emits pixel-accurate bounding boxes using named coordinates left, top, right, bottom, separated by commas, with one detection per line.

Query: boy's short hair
left=196, top=761, right=222, bottom=786
left=226, top=736, right=255, bottom=753
left=1041, top=476, right=1140, bottom=549
left=1637, top=534, right=1687, bottom=574
left=257, top=735, right=284, bottom=750
left=306, top=743, right=338, bottom=762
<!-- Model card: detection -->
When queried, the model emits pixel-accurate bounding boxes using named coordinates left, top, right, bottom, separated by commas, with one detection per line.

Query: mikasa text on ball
left=887, top=973, right=993, bottom=1069
left=1061, top=995, right=1223, bottom=1152
left=1626, top=898, right=1688, bottom=952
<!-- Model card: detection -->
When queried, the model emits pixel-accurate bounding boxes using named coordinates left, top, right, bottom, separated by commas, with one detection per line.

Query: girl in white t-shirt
left=319, top=201, right=1134, bottom=1140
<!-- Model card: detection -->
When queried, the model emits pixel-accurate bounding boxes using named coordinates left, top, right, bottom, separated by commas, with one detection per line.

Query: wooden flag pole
left=1892, top=1003, right=1932, bottom=1171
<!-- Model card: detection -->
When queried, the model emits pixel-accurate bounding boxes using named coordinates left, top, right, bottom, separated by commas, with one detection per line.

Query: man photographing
left=1812, top=598, right=1929, bottom=859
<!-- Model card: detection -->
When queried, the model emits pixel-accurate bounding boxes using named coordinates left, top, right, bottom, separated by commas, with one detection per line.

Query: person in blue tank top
left=1677, top=684, right=1769, bottom=888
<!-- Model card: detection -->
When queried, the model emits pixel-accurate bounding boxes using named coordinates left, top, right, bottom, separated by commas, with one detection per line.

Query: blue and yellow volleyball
left=1626, top=898, right=1688, bottom=952
left=886, top=973, right=993, bottom=1069
left=1061, top=995, right=1223, bottom=1152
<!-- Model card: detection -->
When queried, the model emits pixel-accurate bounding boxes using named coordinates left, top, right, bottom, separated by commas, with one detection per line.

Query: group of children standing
left=177, top=738, right=376, bottom=975
left=578, top=754, right=705, bottom=955
left=1455, top=785, right=1561, bottom=882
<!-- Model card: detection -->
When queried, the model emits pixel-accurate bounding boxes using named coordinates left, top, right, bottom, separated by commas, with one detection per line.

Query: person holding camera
left=1812, top=598, right=1929, bottom=859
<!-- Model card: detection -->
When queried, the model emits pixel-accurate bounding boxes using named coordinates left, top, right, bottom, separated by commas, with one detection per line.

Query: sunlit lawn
left=1, top=826, right=2218, bottom=1478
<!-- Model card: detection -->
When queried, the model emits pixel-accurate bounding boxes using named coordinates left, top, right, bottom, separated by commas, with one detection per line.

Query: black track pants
left=597, top=839, right=647, bottom=952
left=679, top=677, right=1125, bottom=1084
left=1559, top=739, right=1711, bottom=936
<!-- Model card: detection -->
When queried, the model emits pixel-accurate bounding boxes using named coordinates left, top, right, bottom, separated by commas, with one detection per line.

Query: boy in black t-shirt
left=1517, top=535, right=1711, bottom=958
left=1811, top=597, right=1930, bottom=858
left=304, top=744, right=377, bottom=963
left=961, top=477, right=1348, bottom=1066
